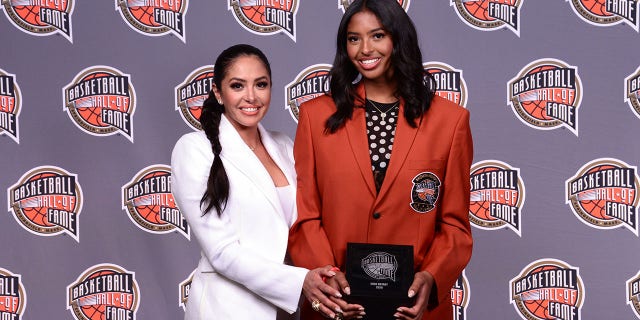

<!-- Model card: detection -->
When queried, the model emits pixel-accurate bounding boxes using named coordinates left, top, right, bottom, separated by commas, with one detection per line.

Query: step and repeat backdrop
left=1, top=0, right=640, bottom=319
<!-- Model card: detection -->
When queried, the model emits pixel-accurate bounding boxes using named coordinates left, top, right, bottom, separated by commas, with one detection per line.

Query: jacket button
left=372, top=212, right=381, bottom=219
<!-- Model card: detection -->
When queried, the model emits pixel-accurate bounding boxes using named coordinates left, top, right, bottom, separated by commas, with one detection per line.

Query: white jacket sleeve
left=171, top=133, right=308, bottom=314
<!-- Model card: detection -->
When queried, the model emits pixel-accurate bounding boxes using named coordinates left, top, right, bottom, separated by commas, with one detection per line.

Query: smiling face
left=213, top=55, right=272, bottom=132
left=346, top=10, right=395, bottom=86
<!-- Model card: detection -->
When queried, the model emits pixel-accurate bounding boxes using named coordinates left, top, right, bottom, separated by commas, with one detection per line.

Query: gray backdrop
left=1, top=0, right=640, bottom=319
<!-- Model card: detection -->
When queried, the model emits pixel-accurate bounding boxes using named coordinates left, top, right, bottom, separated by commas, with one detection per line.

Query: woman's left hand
left=393, top=271, right=434, bottom=320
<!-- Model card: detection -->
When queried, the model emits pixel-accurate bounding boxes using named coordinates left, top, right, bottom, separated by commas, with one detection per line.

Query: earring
left=217, top=100, right=223, bottom=105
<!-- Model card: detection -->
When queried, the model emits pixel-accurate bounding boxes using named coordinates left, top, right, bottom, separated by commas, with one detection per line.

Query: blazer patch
left=410, top=172, right=441, bottom=213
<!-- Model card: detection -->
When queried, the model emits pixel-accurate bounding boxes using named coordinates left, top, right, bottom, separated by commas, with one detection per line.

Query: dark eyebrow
left=347, top=27, right=385, bottom=35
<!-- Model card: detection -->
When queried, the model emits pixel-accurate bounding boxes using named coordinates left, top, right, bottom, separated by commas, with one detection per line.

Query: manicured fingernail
left=335, top=307, right=343, bottom=313
left=328, top=271, right=336, bottom=276
left=334, top=292, right=342, bottom=298
left=408, top=289, right=415, bottom=298
left=345, top=287, right=351, bottom=295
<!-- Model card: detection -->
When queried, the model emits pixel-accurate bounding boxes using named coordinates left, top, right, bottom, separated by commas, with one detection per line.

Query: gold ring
left=311, top=299, right=321, bottom=312
left=334, top=312, right=344, bottom=320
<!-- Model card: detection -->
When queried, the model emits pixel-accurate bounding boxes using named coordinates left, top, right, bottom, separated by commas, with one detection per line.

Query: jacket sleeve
left=171, top=133, right=308, bottom=314
left=420, top=110, right=474, bottom=307
left=288, top=104, right=336, bottom=269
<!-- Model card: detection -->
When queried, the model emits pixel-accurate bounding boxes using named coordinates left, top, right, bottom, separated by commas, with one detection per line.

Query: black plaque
left=345, top=243, right=415, bottom=320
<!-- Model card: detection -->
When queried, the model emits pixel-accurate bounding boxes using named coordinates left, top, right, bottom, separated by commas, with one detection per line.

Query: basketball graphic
left=508, top=58, right=582, bottom=136
left=469, top=160, right=524, bottom=235
left=451, top=271, right=470, bottom=320
left=116, top=0, right=188, bottom=41
left=566, top=158, right=639, bottom=235
left=175, top=66, right=215, bottom=131
left=517, top=65, right=576, bottom=122
left=423, top=61, right=468, bottom=108
left=12, top=4, right=47, bottom=26
left=578, top=0, right=609, bottom=17
left=0, top=69, right=21, bottom=143
left=521, top=265, right=565, bottom=319
left=285, top=64, right=332, bottom=122
left=8, top=166, right=82, bottom=241
left=511, top=259, right=584, bottom=320
left=627, top=271, right=640, bottom=318
left=63, top=66, right=136, bottom=141
left=462, top=0, right=492, bottom=21
left=122, top=165, right=189, bottom=238
left=2, top=0, right=74, bottom=41
left=452, top=0, right=522, bottom=35
left=624, top=66, right=640, bottom=120
left=568, top=0, right=638, bottom=31
left=67, top=264, right=139, bottom=320
left=229, top=0, right=299, bottom=41
left=0, top=268, right=27, bottom=317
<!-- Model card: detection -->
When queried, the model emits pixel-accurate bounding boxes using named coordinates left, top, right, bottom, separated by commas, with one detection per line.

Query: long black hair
left=199, top=44, right=272, bottom=215
left=326, top=0, right=435, bottom=133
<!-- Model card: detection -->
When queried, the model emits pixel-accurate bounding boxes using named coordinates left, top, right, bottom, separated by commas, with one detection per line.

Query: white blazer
left=171, top=114, right=308, bottom=320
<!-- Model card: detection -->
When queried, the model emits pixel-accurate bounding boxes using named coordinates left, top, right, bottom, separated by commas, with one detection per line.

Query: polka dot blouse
left=365, top=99, right=399, bottom=192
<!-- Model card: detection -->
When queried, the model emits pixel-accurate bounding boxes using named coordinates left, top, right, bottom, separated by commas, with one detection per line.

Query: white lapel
left=218, top=114, right=289, bottom=221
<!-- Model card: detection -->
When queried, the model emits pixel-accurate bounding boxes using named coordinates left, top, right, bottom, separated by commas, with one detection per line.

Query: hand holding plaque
left=345, top=243, right=415, bottom=320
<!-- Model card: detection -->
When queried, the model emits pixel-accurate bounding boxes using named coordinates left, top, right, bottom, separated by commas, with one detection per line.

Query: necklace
left=245, top=132, right=262, bottom=152
left=367, top=99, right=399, bottom=121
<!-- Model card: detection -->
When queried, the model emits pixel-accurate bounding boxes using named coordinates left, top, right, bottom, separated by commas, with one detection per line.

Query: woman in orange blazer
left=288, top=1, right=473, bottom=319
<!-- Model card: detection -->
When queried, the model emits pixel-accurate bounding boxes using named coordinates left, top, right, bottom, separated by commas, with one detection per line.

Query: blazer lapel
left=218, top=115, right=283, bottom=218
left=346, top=85, right=376, bottom=197
left=377, top=100, right=421, bottom=200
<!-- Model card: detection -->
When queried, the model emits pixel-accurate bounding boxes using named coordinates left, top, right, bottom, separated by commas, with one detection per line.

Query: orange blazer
left=289, top=85, right=473, bottom=319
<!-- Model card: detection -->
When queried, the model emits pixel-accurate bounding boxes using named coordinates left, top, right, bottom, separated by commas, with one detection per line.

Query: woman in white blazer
left=171, top=44, right=344, bottom=320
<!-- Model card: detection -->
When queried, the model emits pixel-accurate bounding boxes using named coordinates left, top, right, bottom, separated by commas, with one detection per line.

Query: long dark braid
left=199, top=90, right=228, bottom=215
left=199, top=44, right=272, bottom=215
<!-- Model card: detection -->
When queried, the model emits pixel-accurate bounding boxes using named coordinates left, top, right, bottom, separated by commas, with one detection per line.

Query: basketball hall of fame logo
left=567, top=0, right=639, bottom=32
left=115, top=0, right=188, bottom=42
left=451, top=0, right=523, bottom=36
left=67, top=263, right=140, bottom=320
left=0, top=268, right=27, bottom=320
left=63, top=66, right=136, bottom=142
left=175, top=65, right=214, bottom=131
left=7, top=165, right=83, bottom=241
left=122, top=164, right=189, bottom=239
left=284, top=64, right=331, bottom=122
left=228, top=0, right=298, bottom=42
left=510, top=259, right=584, bottom=320
left=628, top=270, right=640, bottom=318
left=469, top=160, right=525, bottom=236
left=451, top=271, right=470, bottom=320
left=410, top=172, right=441, bottom=213
left=508, top=58, right=582, bottom=136
left=0, top=68, right=21, bottom=143
left=423, top=61, right=468, bottom=108
left=178, top=269, right=195, bottom=311
left=565, top=158, right=639, bottom=236
left=625, top=65, right=640, bottom=120
left=339, top=0, right=409, bottom=12
left=2, top=0, right=74, bottom=42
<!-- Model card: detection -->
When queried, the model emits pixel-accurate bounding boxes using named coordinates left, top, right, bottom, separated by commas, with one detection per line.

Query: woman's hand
left=325, top=270, right=365, bottom=319
left=394, top=271, right=434, bottom=320
left=303, top=266, right=365, bottom=319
